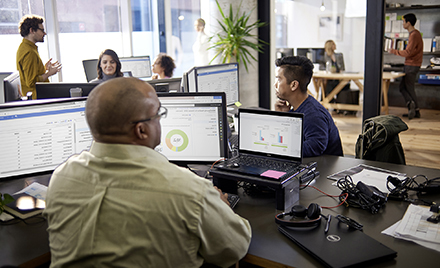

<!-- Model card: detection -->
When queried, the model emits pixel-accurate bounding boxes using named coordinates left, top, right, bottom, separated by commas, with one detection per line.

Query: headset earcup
left=307, top=203, right=321, bottom=220
left=290, top=205, right=307, bottom=217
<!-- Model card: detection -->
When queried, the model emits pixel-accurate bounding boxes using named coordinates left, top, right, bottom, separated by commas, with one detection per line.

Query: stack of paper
left=382, top=204, right=440, bottom=252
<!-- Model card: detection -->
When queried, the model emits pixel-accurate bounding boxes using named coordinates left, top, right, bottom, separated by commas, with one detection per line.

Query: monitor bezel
left=35, top=82, right=98, bottom=99
left=0, top=97, right=88, bottom=181
left=156, top=91, right=228, bottom=166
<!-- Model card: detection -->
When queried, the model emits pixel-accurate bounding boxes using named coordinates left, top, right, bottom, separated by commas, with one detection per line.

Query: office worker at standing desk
left=1, top=155, right=440, bottom=267
left=43, top=77, right=251, bottom=267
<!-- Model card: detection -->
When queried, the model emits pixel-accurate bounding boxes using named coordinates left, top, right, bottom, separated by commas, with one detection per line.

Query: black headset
left=275, top=203, right=322, bottom=227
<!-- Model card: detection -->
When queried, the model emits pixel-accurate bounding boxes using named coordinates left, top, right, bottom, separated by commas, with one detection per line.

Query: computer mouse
left=230, top=163, right=240, bottom=168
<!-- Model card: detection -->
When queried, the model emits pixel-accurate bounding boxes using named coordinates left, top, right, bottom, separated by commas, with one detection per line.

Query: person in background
left=89, top=49, right=123, bottom=83
left=193, top=18, right=210, bottom=66
left=151, top=53, right=176, bottom=79
left=324, top=40, right=350, bottom=101
left=388, top=13, right=423, bottom=120
left=16, top=15, right=61, bottom=99
left=274, top=56, right=343, bottom=157
left=44, top=77, right=251, bottom=267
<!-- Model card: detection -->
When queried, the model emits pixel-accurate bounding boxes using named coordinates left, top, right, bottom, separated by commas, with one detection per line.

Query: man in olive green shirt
left=44, top=77, right=252, bottom=267
left=16, top=15, right=61, bottom=99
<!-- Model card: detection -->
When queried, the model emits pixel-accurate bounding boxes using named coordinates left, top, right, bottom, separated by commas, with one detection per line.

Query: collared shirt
left=16, top=38, right=48, bottom=99
left=44, top=142, right=251, bottom=268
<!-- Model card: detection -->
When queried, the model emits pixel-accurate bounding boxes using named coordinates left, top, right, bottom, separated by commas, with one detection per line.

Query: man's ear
left=134, top=122, right=149, bottom=140
left=290, top=80, right=300, bottom=92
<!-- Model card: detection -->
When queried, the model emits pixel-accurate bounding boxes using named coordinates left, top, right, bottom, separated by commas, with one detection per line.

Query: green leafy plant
left=0, top=193, right=14, bottom=215
left=209, top=0, right=268, bottom=72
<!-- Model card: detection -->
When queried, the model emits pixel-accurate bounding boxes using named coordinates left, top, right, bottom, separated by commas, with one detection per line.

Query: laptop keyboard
left=229, top=155, right=298, bottom=172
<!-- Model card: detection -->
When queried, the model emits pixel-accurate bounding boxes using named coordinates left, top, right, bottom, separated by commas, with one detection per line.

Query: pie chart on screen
left=165, top=129, right=189, bottom=152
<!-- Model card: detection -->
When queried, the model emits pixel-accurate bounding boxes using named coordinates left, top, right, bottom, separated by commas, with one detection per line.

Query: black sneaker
left=403, top=110, right=421, bottom=118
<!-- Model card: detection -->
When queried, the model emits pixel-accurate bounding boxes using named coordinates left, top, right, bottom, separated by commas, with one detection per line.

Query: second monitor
left=186, top=63, right=239, bottom=106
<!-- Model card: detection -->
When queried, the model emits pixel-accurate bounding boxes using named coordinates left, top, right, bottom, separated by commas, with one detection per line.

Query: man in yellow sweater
left=16, top=15, right=61, bottom=99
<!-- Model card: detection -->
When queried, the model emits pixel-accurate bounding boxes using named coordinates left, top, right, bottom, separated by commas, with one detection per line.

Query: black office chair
left=3, top=71, right=22, bottom=102
left=355, top=115, right=408, bottom=165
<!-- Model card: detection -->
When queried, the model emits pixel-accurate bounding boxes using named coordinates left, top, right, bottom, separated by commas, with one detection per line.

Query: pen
left=325, top=214, right=331, bottom=233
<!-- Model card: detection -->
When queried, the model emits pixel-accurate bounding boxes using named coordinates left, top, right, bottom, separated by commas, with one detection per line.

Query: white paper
left=392, top=20, right=403, bottom=33
left=14, top=182, right=48, bottom=201
left=382, top=220, right=440, bottom=252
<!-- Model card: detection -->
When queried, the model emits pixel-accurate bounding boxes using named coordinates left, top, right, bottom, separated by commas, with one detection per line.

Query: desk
left=2, top=157, right=440, bottom=268
left=233, top=155, right=440, bottom=267
left=312, top=72, right=405, bottom=114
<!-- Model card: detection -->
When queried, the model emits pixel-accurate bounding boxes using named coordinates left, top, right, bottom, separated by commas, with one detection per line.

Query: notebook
left=214, top=108, right=304, bottom=180
left=279, top=222, right=397, bottom=268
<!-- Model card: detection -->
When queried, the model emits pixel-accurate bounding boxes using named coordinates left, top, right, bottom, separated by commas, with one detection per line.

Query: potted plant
left=209, top=0, right=268, bottom=72
left=0, top=192, right=14, bottom=215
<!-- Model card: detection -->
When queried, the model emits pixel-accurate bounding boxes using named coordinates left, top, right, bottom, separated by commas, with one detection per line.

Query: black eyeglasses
left=131, top=106, right=167, bottom=124
left=37, top=27, right=45, bottom=33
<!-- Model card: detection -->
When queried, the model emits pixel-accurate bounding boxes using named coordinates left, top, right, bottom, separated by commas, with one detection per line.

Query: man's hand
left=214, top=186, right=230, bottom=206
left=275, top=99, right=290, bottom=112
left=45, top=58, right=62, bottom=76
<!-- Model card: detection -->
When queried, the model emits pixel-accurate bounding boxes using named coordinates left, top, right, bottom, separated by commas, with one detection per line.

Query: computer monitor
left=82, top=59, right=99, bottom=82
left=155, top=92, right=228, bottom=165
left=3, top=71, right=21, bottom=102
left=0, top=97, right=92, bottom=180
left=184, top=67, right=196, bottom=93
left=190, top=63, right=239, bottom=106
left=82, top=56, right=151, bottom=82
left=120, top=56, right=152, bottom=79
left=297, top=48, right=326, bottom=69
left=276, top=48, right=294, bottom=59
left=36, top=82, right=98, bottom=99
left=147, top=77, right=182, bottom=93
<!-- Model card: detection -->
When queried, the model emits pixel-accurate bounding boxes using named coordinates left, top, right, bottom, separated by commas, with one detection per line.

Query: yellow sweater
left=16, top=38, right=48, bottom=99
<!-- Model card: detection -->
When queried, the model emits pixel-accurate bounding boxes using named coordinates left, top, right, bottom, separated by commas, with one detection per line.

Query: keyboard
left=227, top=193, right=240, bottom=209
left=229, top=155, right=298, bottom=172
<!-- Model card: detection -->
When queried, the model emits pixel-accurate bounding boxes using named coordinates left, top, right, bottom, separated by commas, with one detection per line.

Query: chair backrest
left=355, top=115, right=408, bottom=165
left=82, top=59, right=98, bottom=82
left=3, top=71, right=21, bottom=102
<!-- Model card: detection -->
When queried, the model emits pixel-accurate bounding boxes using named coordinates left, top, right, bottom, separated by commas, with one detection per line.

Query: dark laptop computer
left=279, top=223, right=397, bottom=268
left=214, top=108, right=304, bottom=180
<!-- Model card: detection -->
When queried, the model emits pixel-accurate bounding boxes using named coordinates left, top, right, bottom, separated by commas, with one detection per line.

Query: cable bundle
left=336, top=176, right=387, bottom=214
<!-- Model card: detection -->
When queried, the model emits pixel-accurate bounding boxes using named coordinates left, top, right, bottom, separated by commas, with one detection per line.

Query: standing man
left=44, top=77, right=251, bottom=267
left=274, top=56, right=343, bottom=157
left=16, top=15, right=61, bottom=99
left=388, top=13, right=423, bottom=119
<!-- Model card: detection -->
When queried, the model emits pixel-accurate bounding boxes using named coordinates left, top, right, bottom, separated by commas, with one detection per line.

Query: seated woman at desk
left=90, top=49, right=123, bottom=83
left=151, top=53, right=176, bottom=79
left=324, top=40, right=353, bottom=114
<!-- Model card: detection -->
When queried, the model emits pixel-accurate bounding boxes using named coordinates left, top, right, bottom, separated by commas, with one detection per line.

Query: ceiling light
left=320, top=0, right=326, bottom=11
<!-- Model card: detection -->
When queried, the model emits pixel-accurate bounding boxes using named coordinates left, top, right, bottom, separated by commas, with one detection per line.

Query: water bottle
left=326, top=60, right=331, bottom=73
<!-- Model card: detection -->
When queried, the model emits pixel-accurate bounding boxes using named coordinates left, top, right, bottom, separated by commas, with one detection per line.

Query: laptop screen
left=238, top=109, right=303, bottom=161
left=155, top=92, right=228, bottom=164
left=0, top=98, right=92, bottom=180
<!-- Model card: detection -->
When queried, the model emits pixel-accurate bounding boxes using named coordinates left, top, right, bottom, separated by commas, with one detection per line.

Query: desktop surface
left=1, top=155, right=440, bottom=267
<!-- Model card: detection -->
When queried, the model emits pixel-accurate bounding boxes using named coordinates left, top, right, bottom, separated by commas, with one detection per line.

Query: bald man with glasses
left=16, top=15, right=61, bottom=99
left=44, top=77, right=251, bottom=268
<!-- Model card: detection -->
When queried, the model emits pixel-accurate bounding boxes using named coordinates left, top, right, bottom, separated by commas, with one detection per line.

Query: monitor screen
left=0, top=98, right=92, bottom=180
left=193, top=63, right=239, bottom=106
left=120, top=56, right=152, bottom=79
left=147, top=77, right=182, bottom=93
left=36, top=82, right=98, bottom=99
left=155, top=92, right=228, bottom=164
left=185, top=67, right=196, bottom=93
